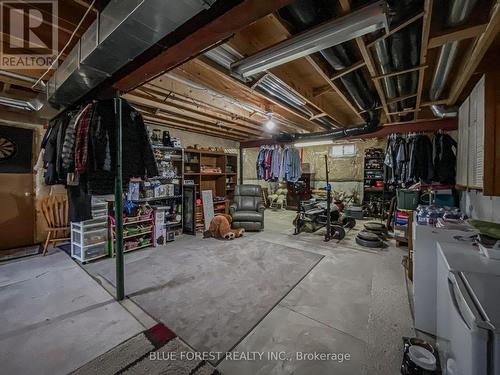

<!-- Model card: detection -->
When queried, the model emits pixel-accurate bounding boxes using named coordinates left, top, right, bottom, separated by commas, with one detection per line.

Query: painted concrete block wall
left=243, top=137, right=386, bottom=202
left=460, top=190, right=500, bottom=223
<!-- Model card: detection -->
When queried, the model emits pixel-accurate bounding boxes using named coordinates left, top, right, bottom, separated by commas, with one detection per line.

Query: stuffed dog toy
left=203, top=214, right=244, bottom=240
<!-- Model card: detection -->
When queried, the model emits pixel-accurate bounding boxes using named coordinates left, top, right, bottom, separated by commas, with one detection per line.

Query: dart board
left=0, top=135, right=16, bottom=161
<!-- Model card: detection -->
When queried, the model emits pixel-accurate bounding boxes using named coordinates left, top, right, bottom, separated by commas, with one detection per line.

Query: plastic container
left=346, top=206, right=363, bottom=219
left=397, top=189, right=420, bottom=210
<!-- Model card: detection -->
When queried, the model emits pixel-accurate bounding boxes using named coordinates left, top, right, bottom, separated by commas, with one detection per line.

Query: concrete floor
left=84, top=210, right=414, bottom=374
left=0, top=209, right=414, bottom=374
left=0, top=251, right=143, bottom=375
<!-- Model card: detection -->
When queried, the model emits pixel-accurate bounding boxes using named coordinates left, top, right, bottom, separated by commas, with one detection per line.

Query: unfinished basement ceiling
left=126, top=0, right=498, bottom=141
left=0, top=0, right=498, bottom=141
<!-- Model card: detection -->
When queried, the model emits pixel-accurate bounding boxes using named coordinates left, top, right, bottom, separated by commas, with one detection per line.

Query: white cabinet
left=469, top=75, right=485, bottom=188
left=457, top=97, right=469, bottom=186
left=457, top=75, right=486, bottom=189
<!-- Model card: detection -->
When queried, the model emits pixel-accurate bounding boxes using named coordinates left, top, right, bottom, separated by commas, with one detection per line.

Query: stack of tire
left=355, top=222, right=387, bottom=248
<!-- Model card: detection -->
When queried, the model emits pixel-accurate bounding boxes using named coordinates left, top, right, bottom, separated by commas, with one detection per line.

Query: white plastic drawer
left=92, top=208, right=108, bottom=218
left=73, top=228, right=107, bottom=246
left=84, top=242, right=108, bottom=260
left=72, top=217, right=107, bottom=229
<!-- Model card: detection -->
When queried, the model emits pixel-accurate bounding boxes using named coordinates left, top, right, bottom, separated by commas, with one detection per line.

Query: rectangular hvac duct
left=48, top=0, right=215, bottom=106
left=231, top=1, right=388, bottom=78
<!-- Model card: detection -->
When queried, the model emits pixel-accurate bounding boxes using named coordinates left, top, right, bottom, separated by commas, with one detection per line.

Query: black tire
left=364, top=222, right=387, bottom=232
left=330, top=225, right=345, bottom=240
left=356, top=236, right=383, bottom=248
left=357, top=230, right=380, bottom=242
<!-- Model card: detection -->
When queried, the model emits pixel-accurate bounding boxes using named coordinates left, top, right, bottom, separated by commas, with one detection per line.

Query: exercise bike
left=293, top=156, right=353, bottom=241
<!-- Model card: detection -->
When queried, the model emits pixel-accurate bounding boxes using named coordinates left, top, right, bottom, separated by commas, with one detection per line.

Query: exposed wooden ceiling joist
left=138, top=85, right=267, bottom=133
left=366, top=12, right=425, bottom=49
left=142, top=114, right=245, bottom=142
left=142, top=110, right=250, bottom=139
left=447, top=1, right=500, bottom=105
left=337, top=0, right=392, bottom=123
left=176, top=57, right=321, bottom=133
left=124, top=91, right=262, bottom=137
left=113, top=0, right=296, bottom=92
left=427, top=23, right=488, bottom=49
left=415, top=0, right=433, bottom=119
left=148, top=76, right=266, bottom=126
left=330, top=60, right=366, bottom=81
left=255, top=14, right=364, bottom=125
left=372, top=65, right=427, bottom=81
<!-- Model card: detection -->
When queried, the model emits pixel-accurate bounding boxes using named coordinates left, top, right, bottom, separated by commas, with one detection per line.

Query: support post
left=239, top=147, right=243, bottom=185
left=324, top=155, right=331, bottom=242
left=114, top=92, right=125, bottom=301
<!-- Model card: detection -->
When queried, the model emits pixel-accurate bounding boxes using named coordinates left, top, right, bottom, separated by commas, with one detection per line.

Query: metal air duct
left=48, top=0, right=216, bottom=106
left=0, top=96, right=42, bottom=111
left=274, top=108, right=380, bottom=143
left=0, top=70, right=46, bottom=89
left=429, top=0, right=478, bottom=116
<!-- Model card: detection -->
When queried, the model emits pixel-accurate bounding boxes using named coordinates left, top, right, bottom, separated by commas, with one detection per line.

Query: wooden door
left=0, top=126, right=35, bottom=250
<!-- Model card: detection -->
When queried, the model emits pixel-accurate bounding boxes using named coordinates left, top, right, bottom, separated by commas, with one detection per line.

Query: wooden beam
left=182, top=57, right=320, bottom=132
left=447, top=2, right=500, bottom=105
left=125, top=91, right=262, bottom=136
left=149, top=75, right=268, bottom=126
left=142, top=114, right=245, bottom=141
left=421, top=98, right=448, bottom=107
left=306, top=55, right=365, bottom=121
left=140, top=84, right=266, bottom=132
left=355, top=40, right=391, bottom=120
left=144, top=114, right=248, bottom=140
left=372, top=65, right=427, bottom=80
left=428, top=23, right=488, bottom=49
left=337, top=0, right=391, bottom=121
left=312, top=85, right=333, bottom=98
left=387, top=93, right=418, bottom=105
left=252, top=14, right=359, bottom=125
left=309, top=113, right=328, bottom=120
left=264, top=71, right=346, bottom=125
left=415, top=0, right=433, bottom=118
left=366, top=12, right=425, bottom=49
left=386, top=108, right=421, bottom=116
left=136, top=105, right=251, bottom=139
left=235, top=15, right=356, bottom=126
left=113, top=0, right=295, bottom=92
left=330, top=60, right=366, bottom=81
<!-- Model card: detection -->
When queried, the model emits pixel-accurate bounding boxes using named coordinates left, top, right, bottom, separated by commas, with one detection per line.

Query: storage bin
left=346, top=206, right=364, bottom=219
left=434, top=194, right=455, bottom=207
left=397, top=190, right=420, bottom=210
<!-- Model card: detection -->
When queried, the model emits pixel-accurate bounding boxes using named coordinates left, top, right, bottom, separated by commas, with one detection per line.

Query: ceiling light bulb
left=265, top=119, right=275, bottom=130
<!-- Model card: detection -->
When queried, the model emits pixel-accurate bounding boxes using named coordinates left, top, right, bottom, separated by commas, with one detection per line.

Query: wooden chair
left=41, top=195, right=70, bottom=255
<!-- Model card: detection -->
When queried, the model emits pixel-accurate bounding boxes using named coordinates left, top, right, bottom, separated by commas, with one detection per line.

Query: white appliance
left=437, top=242, right=500, bottom=374
left=413, top=220, right=476, bottom=335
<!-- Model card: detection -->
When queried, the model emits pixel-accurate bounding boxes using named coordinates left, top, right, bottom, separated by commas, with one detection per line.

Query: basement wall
left=460, top=191, right=500, bottom=223
left=242, top=137, right=387, bottom=201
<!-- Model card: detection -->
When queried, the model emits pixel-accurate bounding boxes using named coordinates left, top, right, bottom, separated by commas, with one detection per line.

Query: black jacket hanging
left=433, top=133, right=457, bottom=184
